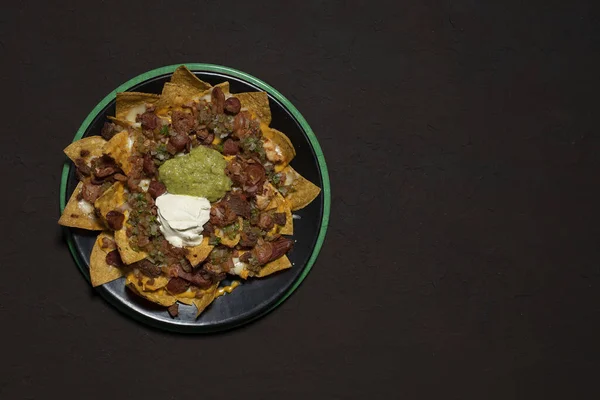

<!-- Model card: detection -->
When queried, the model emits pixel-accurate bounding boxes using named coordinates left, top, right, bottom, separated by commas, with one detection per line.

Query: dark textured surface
left=1, top=0, right=600, bottom=399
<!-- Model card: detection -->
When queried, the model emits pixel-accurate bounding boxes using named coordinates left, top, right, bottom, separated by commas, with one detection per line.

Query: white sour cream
left=155, top=193, right=211, bottom=248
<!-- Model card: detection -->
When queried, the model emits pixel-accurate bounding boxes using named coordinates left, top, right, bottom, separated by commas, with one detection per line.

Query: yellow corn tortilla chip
left=170, top=65, right=212, bottom=95
left=235, top=92, right=271, bottom=125
left=281, top=165, right=321, bottom=211
left=63, top=136, right=107, bottom=165
left=114, top=211, right=147, bottom=264
left=158, top=81, right=230, bottom=110
left=257, top=255, right=292, bottom=278
left=141, top=275, right=170, bottom=291
left=115, top=92, right=160, bottom=123
left=126, top=272, right=176, bottom=307
left=103, top=130, right=133, bottom=174
left=261, top=125, right=296, bottom=170
left=157, top=82, right=188, bottom=110
left=278, top=201, right=294, bottom=235
left=261, top=185, right=294, bottom=236
left=94, top=182, right=125, bottom=221
left=107, top=116, right=136, bottom=128
left=193, top=282, right=219, bottom=318
left=185, top=237, right=214, bottom=267
left=59, top=181, right=105, bottom=230
left=89, top=232, right=123, bottom=287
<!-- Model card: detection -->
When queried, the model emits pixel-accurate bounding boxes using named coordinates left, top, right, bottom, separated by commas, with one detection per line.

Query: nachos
left=59, top=66, right=321, bottom=319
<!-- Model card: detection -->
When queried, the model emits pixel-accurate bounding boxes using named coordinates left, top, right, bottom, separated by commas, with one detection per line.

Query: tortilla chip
left=193, top=282, right=219, bottom=318
left=59, top=182, right=105, bottom=230
left=278, top=201, right=294, bottom=235
left=115, top=92, right=160, bottom=122
left=170, top=65, right=212, bottom=95
left=185, top=237, right=214, bottom=267
left=235, top=92, right=271, bottom=125
left=107, top=116, right=136, bottom=128
left=89, top=232, right=123, bottom=287
left=114, top=211, right=147, bottom=264
left=261, top=125, right=296, bottom=170
left=281, top=165, right=321, bottom=211
left=63, top=136, right=107, bottom=165
left=261, top=185, right=294, bottom=236
left=126, top=272, right=176, bottom=307
left=157, top=82, right=188, bottom=110
left=158, top=81, right=230, bottom=111
left=141, top=275, right=170, bottom=291
left=103, top=130, right=133, bottom=174
left=257, top=255, right=292, bottom=278
left=94, top=182, right=125, bottom=221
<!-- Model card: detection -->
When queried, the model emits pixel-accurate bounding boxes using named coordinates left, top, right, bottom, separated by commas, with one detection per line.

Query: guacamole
left=158, top=146, right=231, bottom=201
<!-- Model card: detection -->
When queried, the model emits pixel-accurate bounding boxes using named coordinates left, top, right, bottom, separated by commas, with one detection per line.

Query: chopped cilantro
left=160, top=125, right=169, bottom=136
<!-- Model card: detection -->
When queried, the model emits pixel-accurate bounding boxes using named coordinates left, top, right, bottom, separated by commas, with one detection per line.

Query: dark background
left=1, top=0, right=599, bottom=399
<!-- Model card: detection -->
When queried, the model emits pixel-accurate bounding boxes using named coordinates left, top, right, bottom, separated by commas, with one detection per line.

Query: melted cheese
left=214, top=281, right=241, bottom=299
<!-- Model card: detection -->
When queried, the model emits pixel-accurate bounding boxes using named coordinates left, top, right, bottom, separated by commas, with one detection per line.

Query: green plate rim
left=59, top=63, right=331, bottom=333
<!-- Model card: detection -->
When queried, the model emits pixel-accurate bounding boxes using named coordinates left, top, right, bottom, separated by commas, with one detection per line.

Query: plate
left=59, top=64, right=330, bottom=333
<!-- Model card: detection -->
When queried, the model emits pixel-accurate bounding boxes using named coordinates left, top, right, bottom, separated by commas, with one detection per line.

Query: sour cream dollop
left=155, top=193, right=211, bottom=248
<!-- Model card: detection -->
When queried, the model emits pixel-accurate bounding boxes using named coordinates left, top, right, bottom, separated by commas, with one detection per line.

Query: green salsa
left=158, top=146, right=231, bottom=201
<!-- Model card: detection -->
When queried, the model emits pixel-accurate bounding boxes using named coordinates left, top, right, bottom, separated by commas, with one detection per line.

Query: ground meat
left=257, top=213, right=274, bottom=231
left=143, top=154, right=157, bottom=176
left=273, top=212, right=286, bottom=226
left=100, top=122, right=117, bottom=140
left=166, top=277, right=189, bottom=295
left=171, top=110, right=196, bottom=135
left=211, top=87, right=225, bottom=114
left=105, top=210, right=125, bottom=230
left=134, top=259, right=162, bottom=277
left=81, top=181, right=103, bottom=203
left=223, top=139, right=239, bottom=155
left=139, top=111, right=160, bottom=130
left=148, top=180, right=166, bottom=199
left=105, top=250, right=123, bottom=267
left=80, top=149, right=90, bottom=157
left=224, top=97, right=241, bottom=115
left=167, top=303, right=179, bottom=318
